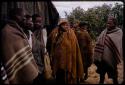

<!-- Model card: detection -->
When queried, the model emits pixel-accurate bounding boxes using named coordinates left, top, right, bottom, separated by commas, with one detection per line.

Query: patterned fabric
left=0, top=20, right=39, bottom=84
left=94, top=29, right=107, bottom=62
left=94, top=27, right=123, bottom=64
left=1, top=63, right=9, bottom=84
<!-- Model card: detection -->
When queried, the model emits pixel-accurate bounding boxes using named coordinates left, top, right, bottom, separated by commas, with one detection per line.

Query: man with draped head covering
left=93, top=16, right=123, bottom=84
left=47, top=20, right=84, bottom=84
left=74, top=21, right=93, bottom=81
left=0, top=8, right=39, bottom=84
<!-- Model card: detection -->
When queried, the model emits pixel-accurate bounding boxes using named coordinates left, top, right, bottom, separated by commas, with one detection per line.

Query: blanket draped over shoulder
left=75, top=28, right=93, bottom=69
left=0, top=20, right=39, bottom=84
left=47, top=27, right=84, bottom=84
left=94, top=27, right=123, bottom=69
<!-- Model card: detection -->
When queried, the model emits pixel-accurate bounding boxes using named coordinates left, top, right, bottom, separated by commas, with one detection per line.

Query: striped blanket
left=1, top=62, right=9, bottom=84
left=0, top=20, right=39, bottom=84
left=94, top=27, right=123, bottom=65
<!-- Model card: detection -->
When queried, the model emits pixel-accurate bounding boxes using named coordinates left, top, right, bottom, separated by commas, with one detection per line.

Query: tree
left=111, top=3, right=123, bottom=28
left=65, top=3, right=123, bottom=40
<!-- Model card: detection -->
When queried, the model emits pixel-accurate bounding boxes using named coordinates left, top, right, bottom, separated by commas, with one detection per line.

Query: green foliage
left=65, top=3, right=123, bottom=40
left=111, top=3, right=124, bottom=28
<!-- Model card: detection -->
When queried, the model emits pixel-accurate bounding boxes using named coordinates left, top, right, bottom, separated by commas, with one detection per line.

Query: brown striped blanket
left=94, top=27, right=123, bottom=65
left=0, top=20, right=39, bottom=84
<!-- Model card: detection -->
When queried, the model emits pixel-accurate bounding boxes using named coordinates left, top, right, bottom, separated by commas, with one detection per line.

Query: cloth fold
left=47, top=27, right=84, bottom=83
left=94, top=27, right=122, bottom=64
left=0, top=20, right=39, bottom=84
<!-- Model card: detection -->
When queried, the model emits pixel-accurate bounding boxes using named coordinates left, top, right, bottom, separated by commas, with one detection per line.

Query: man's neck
left=33, top=27, right=42, bottom=32
left=59, top=27, right=67, bottom=32
left=107, top=27, right=116, bottom=31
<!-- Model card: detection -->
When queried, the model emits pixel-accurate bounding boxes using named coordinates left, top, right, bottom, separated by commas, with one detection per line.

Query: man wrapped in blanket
left=0, top=8, right=39, bottom=84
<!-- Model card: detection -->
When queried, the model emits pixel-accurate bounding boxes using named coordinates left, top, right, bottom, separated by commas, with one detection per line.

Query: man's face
left=34, top=17, right=42, bottom=29
left=61, top=23, right=70, bottom=30
left=83, top=25, right=88, bottom=30
left=106, top=19, right=115, bottom=30
left=81, top=25, right=88, bottom=31
left=74, top=23, right=79, bottom=28
left=24, top=18, right=33, bottom=30
left=17, top=11, right=26, bottom=23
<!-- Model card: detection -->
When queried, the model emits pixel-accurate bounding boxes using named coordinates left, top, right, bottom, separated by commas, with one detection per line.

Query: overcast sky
left=52, top=1, right=123, bottom=18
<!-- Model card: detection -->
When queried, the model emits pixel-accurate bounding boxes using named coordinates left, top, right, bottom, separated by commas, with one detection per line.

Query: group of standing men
left=0, top=8, right=123, bottom=84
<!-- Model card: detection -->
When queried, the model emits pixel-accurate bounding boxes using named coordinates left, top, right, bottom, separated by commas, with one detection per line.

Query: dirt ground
left=81, top=63, right=124, bottom=84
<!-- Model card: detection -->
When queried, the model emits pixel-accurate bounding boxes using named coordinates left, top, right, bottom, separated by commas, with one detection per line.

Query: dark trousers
left=32, top=73, right=45, bottom=84
left=99, top=61, right=118, bottom=84
left=56, top=69, right=65, bottom=84
left=33, top=73, right=56, bottom=84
